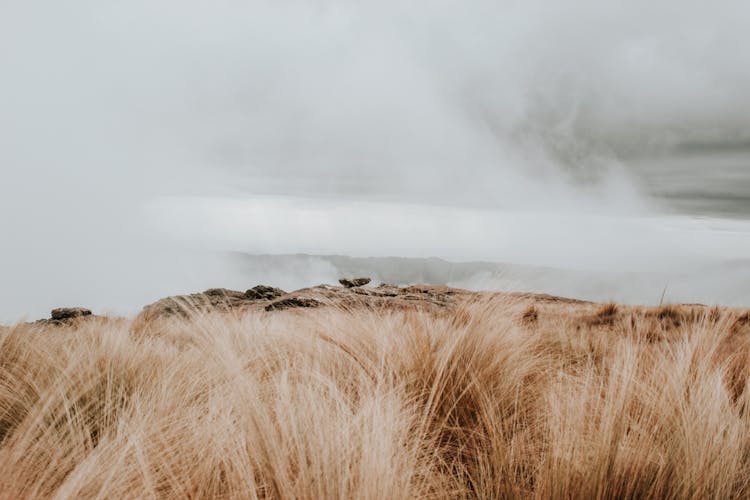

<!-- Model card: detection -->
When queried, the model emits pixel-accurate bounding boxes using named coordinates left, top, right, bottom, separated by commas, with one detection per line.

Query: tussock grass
left=597, top=302, right=618, bottom=317
left=2, top=300, right=750, bottom=498
left=520, top=304, right=538, bottom=324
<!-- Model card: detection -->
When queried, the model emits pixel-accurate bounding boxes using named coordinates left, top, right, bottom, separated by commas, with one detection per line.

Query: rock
left=245, top=285, right=285, bottom=300
left=338, top=277, right=371, bottom=288
left=133, top=282, right=464, bottom=328
left=50, top=307, right=92, bottom=320
left=203, top=288, right=247, bottom=299
left=137, top=288, right=251, bottom=321
left=265, top=297, right=320, bottom=311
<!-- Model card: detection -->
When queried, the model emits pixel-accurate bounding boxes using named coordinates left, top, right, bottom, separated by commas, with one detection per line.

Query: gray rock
left=203, top=288, right=247, bottom=299
left=338, top=277, right=371, bottom=288
left=50, top=307, right=92, bottom=320
left=245, top=285, right=285, bottom=300
left=265, top=297, right=320, bottom=311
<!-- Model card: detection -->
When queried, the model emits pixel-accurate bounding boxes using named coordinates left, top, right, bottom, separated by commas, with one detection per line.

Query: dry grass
left=2, top=298, right=750, bottom=498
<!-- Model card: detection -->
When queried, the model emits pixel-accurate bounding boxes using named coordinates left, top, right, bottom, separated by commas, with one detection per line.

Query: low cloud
left=2, top=0, right=749, bottom=319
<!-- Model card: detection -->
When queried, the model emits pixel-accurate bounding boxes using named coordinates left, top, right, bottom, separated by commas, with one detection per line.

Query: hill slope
left=2, top=284, right=750, bottom=498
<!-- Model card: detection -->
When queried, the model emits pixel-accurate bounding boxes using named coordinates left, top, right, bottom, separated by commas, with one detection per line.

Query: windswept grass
left=2, top=299, right=750, bottom=498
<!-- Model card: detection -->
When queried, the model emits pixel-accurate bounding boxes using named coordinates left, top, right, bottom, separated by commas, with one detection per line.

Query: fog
left=2, top=0, right=750, bottom=321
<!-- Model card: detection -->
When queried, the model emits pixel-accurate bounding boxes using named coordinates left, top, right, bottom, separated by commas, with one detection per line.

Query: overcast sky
left=2, top=0, right=750, bottom=320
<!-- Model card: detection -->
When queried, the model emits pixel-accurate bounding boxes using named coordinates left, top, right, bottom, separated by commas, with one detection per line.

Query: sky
left=2, top=0, right=750, bottom=320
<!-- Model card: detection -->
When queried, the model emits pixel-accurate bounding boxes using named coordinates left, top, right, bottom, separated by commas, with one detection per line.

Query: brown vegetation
left=2, top=287, right=750, bottom=498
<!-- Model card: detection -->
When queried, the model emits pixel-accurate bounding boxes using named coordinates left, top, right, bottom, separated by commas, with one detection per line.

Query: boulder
left=50, top=307, right=92, bottom=320
left=338, top=277, right=371, bottom=288
left=265, top=297, right=320, bottom=311
left=245, top=285, right=285, bottom=300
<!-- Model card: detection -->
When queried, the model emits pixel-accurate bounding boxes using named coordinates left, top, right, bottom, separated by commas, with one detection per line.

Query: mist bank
left=150, top=195, right=750, bottom=273
left=233, top=253, right=680, bottom=293
left=151, top=194, right=750, bottom=307
left=231, top=253, right=750, bottom=307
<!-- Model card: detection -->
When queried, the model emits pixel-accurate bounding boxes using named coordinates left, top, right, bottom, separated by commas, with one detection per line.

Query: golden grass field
left=2, top=292, right=750, bottom=498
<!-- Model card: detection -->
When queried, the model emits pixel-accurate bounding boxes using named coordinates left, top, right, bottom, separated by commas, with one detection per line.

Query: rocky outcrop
left=202, top=288, right=247, bottom=299
left=22, top=283, right=744, bottom=346
left=134, top=282, right=465, bottom=324
left=137, top=286, right=288, bottom=320
left=265, top=297, right=320, bottom=311
left=32, top=307, right=96, bottom=327
left=338, top=278, right=371, bottom=288
left=51, top=307, right=92, bottom=320
left=245, top=285, right=285, bottom=300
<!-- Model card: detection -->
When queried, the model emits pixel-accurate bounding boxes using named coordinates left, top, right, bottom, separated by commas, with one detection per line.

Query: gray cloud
left=2, top=0, right=750, bottom=319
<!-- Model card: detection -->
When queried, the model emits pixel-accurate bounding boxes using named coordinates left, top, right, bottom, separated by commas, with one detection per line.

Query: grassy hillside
left=2, top=294, right=750, bottom=498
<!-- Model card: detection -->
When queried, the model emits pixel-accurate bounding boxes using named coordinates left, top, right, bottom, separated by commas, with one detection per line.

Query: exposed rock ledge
left=31, top=307, right=98, bottom=327
left=135, top=281, right=467, bottom=324
left=22, top=280, right=750, bottom=343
